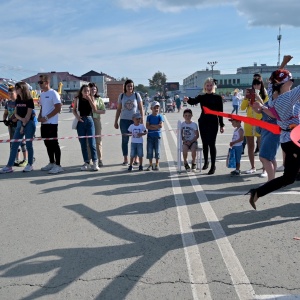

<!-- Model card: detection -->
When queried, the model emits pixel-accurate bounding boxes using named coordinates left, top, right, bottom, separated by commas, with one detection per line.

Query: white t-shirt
left=128, top=123, right=146, bottom=144
left=40, top=89, right=61, bottom=124
left=181, top=121, right=198, bottom=142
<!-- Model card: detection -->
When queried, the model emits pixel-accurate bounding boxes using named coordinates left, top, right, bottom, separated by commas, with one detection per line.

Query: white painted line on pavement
left=165, top=116, right=255, bottom=300
left=205, top=191, right=300, bottom=195
left=216, top=159, right=283, bottom=162
left=255, top=295, right=300, bottom=299
left=162, top=128, right=212, bottom=300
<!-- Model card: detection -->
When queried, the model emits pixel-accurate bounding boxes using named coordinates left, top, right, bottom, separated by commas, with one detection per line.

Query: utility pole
left=207, top=61, right=218, bottom=78
left=277, top=26, right=282, bottom=67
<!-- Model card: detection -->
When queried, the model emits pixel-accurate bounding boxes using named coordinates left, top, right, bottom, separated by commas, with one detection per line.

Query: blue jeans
left=233, top=145, right=242, bottom=165
left=8, top=125, right=26, bottom=154
left=120, top=119, right=133, bottom=157
left=8, top=120, right=35, bottom=166
left=77, top=116, right=97, bottom=162
left=147, top=136, right=161, bottom=159
left=130, top=143, right=143, bottom=158
left=144, top=102, right=149, bottom=115
left=231, top=105, right=238, bottom=114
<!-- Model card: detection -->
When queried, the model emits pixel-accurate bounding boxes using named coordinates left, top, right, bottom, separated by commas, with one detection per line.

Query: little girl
left=229, top=118, right=244, bottom=175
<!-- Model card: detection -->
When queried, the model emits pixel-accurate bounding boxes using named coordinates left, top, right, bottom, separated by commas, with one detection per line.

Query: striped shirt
left=268, top=84, right=300, bottom=143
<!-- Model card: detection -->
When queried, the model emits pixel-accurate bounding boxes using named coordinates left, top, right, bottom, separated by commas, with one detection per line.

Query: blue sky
left=0, top=0, right=300, bottom=86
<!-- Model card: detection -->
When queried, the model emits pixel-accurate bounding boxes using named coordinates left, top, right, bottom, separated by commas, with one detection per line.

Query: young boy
left=127, top=112, right=147, bottom=171
left=146, top=101, right=164, bottom=171
left=229, top=118, right=244, bottom=175
left=181, top=108, right=199, bottom=172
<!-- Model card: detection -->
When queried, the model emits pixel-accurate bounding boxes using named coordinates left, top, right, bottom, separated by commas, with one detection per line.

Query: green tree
left=148, top=71, right=167, bottom=92
left=118, top=76, right=129, bottom=81
left=135, top=84, right=148, bottom=95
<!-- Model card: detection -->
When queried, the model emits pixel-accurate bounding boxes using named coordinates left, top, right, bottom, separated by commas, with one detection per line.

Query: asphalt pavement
left=0, top=103, right=299, bottom=300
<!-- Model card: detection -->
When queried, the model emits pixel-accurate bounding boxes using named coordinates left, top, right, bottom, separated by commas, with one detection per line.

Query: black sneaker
left=184, top=163, right=191, bottom=171
left=230, top=170, right=241, bottom=176
left=14, top=161, right=20, bottom=167
left=128, top=165, right=133, bottom=171
left=139, top=165, right=143, bottom=171
left=191, top=163, right=197, bottom=171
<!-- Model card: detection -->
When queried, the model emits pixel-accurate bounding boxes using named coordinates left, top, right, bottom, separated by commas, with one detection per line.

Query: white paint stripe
left=190, top=173, right=255, bottom=298
left=165, top=116, right=255, bottom=299
left=216, top=159, right=282, bottom=162
left=205, top=191, right=300, bottom=195
left=255, top=295, right=300, bottom=299
left=162, top=123, right=212, bottom=300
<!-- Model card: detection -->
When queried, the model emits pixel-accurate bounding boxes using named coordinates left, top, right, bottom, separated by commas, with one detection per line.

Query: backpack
left=121, top=92, right=138, bottom=101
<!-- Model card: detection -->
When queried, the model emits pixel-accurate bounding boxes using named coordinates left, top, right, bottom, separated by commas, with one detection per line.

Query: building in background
left=183, top=63, right=300, bottom=98
left=81, top=70, right=116, bottom=98
left=23, top=71, right=87, bottom=103
left=22, top=70, right=116, bottom=104
left=106, top=81, right=125, bottom=109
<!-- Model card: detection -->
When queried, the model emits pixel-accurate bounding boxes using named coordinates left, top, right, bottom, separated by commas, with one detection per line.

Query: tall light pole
left=277, top=26, right=282, bottom=67
left=207, top=61, right=218, bottom=78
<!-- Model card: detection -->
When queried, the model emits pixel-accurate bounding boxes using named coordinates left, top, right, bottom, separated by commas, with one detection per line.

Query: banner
left=202, top=106, right=281, bottom=135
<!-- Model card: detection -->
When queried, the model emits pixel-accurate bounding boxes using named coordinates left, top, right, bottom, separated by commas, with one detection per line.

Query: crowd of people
left=1, top=56, right=300, bottom=211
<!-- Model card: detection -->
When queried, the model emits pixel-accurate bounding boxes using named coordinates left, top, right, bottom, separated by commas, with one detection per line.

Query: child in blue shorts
left=229, top=118, right=244, bottom=175
left=127, top=112, right=147, bottom=171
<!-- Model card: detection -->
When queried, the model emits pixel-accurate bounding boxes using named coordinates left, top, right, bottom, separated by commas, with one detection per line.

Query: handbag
left=72, top=117, right=78, bottom=130
left=226, top=148, right=236, bottom=168
left=72, top=98, right=79, bottom=130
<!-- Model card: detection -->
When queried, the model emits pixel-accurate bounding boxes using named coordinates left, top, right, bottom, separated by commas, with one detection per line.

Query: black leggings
left=257, top=141, right=300, bottom=198
left=199, top=124, right=218, bottom=167
left=41, top=124, right=61, bottom=165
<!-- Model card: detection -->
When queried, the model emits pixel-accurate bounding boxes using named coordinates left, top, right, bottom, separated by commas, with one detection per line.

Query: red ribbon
left=203, top=106, right=281, bottom=135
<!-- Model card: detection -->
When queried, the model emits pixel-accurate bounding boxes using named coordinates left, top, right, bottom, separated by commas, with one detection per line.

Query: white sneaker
left=23, top=164, right=33, bottom=172
left=48, top=165, right=64, bottom=174
left=276, top=165, right=284, bottom=172
left=0, top=166, right=13, bottom=174
left=41, top=163, right=55, bottom=171
left=92, top=161, right=99, bottom=171
left=245, top=168, right=256, bottom=174
left=80, top=162, right=91, bottom=171
left=259, top=171, right=267, bottom=178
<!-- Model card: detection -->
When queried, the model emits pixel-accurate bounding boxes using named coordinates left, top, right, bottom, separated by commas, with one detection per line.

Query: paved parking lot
left=0, top=103, right=299, bottom=300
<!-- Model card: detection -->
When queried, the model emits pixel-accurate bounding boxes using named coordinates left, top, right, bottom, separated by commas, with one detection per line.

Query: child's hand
left=229, top=142, right=234, bottom=147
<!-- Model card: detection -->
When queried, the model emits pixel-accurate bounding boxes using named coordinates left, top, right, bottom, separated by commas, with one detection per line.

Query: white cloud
left=118, top=0, right=300, bottom=27
left=235, top=1, right=300, bottom=27
left=118, top=0, right=232, bottom=12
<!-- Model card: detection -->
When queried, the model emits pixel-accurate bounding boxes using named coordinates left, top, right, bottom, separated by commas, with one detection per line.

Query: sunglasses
left=38, top=81, right=45, bottom=84
left=290, top=78, right=295, bottom=82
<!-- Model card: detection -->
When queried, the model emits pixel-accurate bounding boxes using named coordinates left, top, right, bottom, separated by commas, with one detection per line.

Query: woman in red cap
left=246, top=55, right=300, bottom=209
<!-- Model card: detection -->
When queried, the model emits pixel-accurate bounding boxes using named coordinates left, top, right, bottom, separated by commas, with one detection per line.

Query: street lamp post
left=207, top=61, right=218, bottom=78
